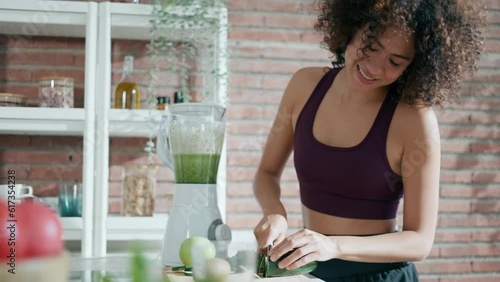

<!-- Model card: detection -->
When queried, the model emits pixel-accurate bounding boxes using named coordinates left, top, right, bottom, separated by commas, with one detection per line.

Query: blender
left=157, top=102, right=232, bottom=266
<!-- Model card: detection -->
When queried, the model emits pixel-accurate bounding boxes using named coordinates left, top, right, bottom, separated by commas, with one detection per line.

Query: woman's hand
left=253, top=214, right=288, bottom=251
left=268, top=228, right=340, bottom=270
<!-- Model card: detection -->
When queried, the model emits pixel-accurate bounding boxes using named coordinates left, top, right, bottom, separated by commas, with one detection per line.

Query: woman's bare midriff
left=302, top=205, right=398, bottom=235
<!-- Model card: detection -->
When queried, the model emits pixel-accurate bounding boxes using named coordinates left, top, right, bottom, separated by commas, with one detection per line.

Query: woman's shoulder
left=394, top=102, right=440, bottom=142
left=291, top=66, right=330, bottom=84
left=285, top=66, right=330, bottom=99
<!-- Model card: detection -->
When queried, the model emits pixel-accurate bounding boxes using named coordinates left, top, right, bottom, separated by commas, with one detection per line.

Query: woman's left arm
left=334, top=106, right=441, bottom=262
left=271, top=106, right=441, bottom=269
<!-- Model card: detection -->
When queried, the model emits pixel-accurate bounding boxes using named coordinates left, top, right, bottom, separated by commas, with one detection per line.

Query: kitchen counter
left=69, top=254, right=323, bottom=282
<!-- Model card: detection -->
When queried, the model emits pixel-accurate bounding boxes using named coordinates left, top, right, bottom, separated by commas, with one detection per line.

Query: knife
left=264, top=244, right=272, bottom=278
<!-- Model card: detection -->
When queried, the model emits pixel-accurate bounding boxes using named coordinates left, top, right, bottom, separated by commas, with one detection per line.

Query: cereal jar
left=38, top=77, right=74, bottom=108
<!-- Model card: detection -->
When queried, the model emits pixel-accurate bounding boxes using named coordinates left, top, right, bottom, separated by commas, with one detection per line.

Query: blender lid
left=166, top=102, right=226, bottom=118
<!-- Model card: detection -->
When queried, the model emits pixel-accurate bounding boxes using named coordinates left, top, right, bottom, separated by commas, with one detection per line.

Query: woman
left=252, top=0, right=485, bottom=281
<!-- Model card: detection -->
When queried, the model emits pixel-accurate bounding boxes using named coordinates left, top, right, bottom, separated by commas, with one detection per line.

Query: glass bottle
left=114, top=55, right=140, bottom=109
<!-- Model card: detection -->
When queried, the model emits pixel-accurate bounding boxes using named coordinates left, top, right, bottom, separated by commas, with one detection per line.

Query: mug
left=0, top=184, right=33, bottom=202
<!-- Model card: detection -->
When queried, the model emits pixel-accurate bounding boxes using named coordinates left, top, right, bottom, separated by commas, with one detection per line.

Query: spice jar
left=38, top=77, right=74, bottom=108
left=156, top=96, right=171, bottom=110
left=122, top=164, right=158, bottom=216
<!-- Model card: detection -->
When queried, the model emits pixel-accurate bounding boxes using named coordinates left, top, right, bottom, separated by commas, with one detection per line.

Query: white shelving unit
left=0, top=1, right=98, bottom=257
left=95, top=2, right=228, bottom=256
left=0, top=0, right=228, bottom=258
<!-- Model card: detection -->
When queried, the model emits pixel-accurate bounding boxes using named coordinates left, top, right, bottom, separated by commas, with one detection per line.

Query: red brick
left=262, top=47, right=330, bottom=61
left=2, top=52, right=75, bottom=66
left=440, top=126, right=500, bottom=139
left=109, top=165, right=123, bottom=182
left=228, top=13, right=265, bottom=26
left=440, top=185, right=500, bottom=198
left=462, top=84, right=500, bottom=97
left=32, top=69, right=84, bottom=83
left=436, top=111, right=471, bottom=124
left=471, top=142, right=500, bottom=154
left=229, top=29, right=302, bottom=42
left=441, top=276, right=500, bottom=282
left=439, top=245, right=500, bottom=258
left=227, top=135, right=266, bottom=151
left=440, top=171, right=473, bottom=184
left=440, top=140, right=471, bottom=153
left=415, top=260, right=472, bottom=274
left=262, top=75, right=293, bottom=90
left=439, top=215, right=500, bottom=227
left=0, top=69, right=32, bottom=82
left=227, top=153, right=261, bottom=166
left=227, top=121, right=272, bottom=135
left=32, top=36, right=85, bottom=49
left=226, top=198, right=261, bottom=213
left=226, top=213, right=261, bottom=229
left=229, top=89, right=282, bottom=104
left=451, top=99, right=500, bottom=111
left=0, top=136, right=31, bottom=147
left=30, top=136, right=83, bottom=148
left=472, top=260, right=500, bottom=272
left=485, top=0, right=500, bottom=9
left=0, top=84, right=38, bottom=98
left=0, top=165, right=30, bottom=179
left=0, top=35, right=32, bottom=48
left=227, top=105, right=277, bottom=119
left=28, top=165, right=82, bottom=180
left=228, top=0, right=309, bottom=13
left=231, top=58, right=302, bottom=74
left=109, top=182, right=122, bottom=197
left=109, top=137, right=150, bottom=148
left=441, top=156, right=500, bottom=170
left=438, top=200, right=470, bottom=213
left=472, top=229, right=500, bottom=242
left=300, top=32, right=323, bottom=44
left=230, top=46, right=263, bottom=58
left=264, top=14, right=317, bottom=29
left=472, top=172, right=500, bottom=183
left=229, top=74, right=262, bottom=89
left=434, top=230, right=471, bottom=243
left=0, top=150, right=81, bottom=164
left=470, top=113, right=500, bottom=124
left=111, top=39, right=148, bottom=54
left=471, top=200, right=500, bottom=213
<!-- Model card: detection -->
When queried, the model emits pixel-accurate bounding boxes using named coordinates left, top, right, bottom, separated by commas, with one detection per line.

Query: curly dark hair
left=314, top=0, right=486, bottom=107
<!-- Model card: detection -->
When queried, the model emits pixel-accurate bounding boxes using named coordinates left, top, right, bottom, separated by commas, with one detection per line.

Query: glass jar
left=38, top=76, right=74, bottom=108
left=0, top=93, right=27, bottom=107
left=122, top=164, right=158, bottom=216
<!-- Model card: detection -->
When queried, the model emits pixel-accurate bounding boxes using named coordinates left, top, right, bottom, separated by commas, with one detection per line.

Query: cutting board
left=163, top=272, right=323, bottom=282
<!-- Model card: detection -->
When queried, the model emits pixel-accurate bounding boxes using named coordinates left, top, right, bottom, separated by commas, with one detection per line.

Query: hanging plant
left=143, top=0, right=229, bottom=159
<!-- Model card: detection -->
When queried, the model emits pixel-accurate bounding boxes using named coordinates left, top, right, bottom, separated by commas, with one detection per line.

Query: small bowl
left=0, top=250, right=70, bottom=282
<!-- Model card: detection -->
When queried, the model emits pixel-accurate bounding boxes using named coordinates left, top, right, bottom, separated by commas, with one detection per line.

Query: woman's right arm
left=253, top=69, right=307, bottom=250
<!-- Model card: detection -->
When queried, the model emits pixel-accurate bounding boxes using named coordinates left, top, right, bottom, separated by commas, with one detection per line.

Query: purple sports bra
left=294, top=67, right=404, bottom=220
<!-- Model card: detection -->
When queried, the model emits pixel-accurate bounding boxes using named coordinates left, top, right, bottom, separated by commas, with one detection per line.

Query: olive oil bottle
left=114, top=55, right=140, bottom=109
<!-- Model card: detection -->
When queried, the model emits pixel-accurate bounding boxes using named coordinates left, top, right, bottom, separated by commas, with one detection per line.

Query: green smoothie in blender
left=173, top=153, right=221, bottom=184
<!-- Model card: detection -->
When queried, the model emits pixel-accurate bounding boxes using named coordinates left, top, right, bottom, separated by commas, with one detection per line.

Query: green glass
left=173, top=153, right=221, bottom=184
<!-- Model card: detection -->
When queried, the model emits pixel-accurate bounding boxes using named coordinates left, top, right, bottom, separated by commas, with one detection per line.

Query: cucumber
left=259, top=250, right=317, bottom=277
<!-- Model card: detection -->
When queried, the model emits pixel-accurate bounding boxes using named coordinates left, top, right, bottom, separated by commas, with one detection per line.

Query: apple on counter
left=0, top=198, right=69, bottom=282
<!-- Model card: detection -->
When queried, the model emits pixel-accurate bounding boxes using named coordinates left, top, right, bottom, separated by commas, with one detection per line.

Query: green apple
left=179, top=237, right=216, bottom=267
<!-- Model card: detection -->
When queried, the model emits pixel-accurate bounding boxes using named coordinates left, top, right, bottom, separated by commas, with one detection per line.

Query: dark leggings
left=310, top=259, right=419, bottom=282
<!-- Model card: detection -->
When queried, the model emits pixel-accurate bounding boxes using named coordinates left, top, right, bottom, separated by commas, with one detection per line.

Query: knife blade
left=264, top=244, right=272, bottom=277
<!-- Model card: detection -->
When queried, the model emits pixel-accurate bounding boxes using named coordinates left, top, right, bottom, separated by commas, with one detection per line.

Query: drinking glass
left=58, top=183, right=82, bottom=217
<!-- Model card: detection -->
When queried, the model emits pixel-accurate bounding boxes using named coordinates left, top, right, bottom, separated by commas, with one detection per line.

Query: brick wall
left=0, top=0, right=499, bottom=280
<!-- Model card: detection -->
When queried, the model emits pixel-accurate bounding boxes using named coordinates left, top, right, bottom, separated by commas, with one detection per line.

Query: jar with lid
left=156, top=96, right=171, bottom=110
left=38, top=77, right=74, bottom=108
left=122, top=164, right=158, bottom=216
